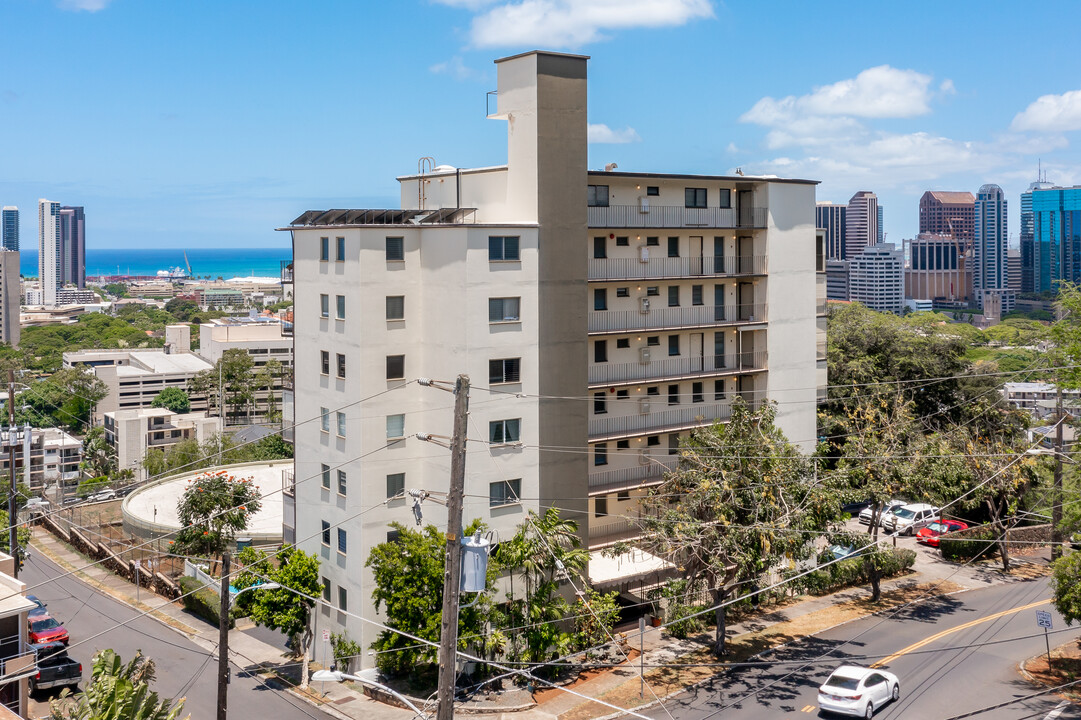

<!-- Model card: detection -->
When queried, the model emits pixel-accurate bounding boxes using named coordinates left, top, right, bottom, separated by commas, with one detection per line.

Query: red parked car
left=28, top=614, right=69, bottom=645
left=916, top=519, right=968, bottom=547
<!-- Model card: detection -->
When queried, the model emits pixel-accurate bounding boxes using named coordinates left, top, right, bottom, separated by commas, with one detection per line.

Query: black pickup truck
left=29, top=642, right=81, bottom=693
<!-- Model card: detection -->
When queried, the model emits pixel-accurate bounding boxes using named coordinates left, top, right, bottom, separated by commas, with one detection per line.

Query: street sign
left=322, top=629, right=330, bottom=642
left=134, top=559, right=141, bottom=570
left=1037, top=610, right=1053, bottom=629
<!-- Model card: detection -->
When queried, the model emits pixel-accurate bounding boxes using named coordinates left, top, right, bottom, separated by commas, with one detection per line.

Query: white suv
left=883, top=503, right=939, bottom=536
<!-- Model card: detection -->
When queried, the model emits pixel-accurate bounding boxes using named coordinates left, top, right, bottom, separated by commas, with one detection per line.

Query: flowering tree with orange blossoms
left=173, top=470, right=262, bottom=563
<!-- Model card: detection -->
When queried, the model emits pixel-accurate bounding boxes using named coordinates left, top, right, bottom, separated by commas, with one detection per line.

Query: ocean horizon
left=18, top=247, right=291, bottom=280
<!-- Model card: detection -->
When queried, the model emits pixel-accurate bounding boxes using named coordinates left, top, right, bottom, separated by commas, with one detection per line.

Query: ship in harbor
left=156, top=251, right=192, bottom=279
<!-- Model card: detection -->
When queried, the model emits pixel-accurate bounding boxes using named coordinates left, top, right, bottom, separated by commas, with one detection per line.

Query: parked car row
left=25, top=595, right=80, bottom=694
left=856, top=501, right=943, bottom=536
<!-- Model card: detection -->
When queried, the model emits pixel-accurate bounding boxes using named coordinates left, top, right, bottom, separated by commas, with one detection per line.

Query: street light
left=310, top=669, right=428, bottom=719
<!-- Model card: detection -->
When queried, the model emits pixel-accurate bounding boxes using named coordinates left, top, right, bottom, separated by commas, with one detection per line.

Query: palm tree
left=49, top=649, right=188, bottom=720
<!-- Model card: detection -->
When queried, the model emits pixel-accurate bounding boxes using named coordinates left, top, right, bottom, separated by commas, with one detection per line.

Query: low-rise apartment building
left=0, top=426, right=82, bottom=491
left=0, top=552, right=38, bottom=718
left=103, top=408, right=221, bottom=482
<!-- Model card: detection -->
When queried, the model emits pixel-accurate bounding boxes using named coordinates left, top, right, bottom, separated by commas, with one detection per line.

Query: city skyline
left=3, top=1, right=1081, bottom=248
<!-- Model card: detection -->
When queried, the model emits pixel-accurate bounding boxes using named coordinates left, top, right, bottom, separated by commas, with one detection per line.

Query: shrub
left=940, top=529, right=997, bottom=561
left=178, top=576, right=233, bottom=629
left=330, top=632, right=363, bottom=674
left=665, top=603, right=704, bottom=639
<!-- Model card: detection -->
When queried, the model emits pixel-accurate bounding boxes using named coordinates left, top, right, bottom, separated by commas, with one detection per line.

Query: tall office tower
left=973, top=184, right=1013, bottom=312
left=38, top=200, right=60, bottom=307
left=1030, top=185, right=1081, bottom=293
left=844, top=191, right=878, bottom=259
left=1020, top=178, right=1054, bottom=293
left=59, top=206, right=86, bottom=288
left=905, top=233, right=971, bottom=302
left=849, top=243, right=904, bottom=314
left=1008, top=249, right=1022, bottom=293
left=877, top=205, right=884, bottom=244
left=918, top=191, right=975, bottom=246
left=816, top=202, right=846, bottom=259
left=283, top=51, right=821, bottom=658
left=1, top=207, right=18, bottom=252
left=0, top=251, right=20, bottom=347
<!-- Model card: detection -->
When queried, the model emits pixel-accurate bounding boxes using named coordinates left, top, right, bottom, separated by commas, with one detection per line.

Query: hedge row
left=787, top=547, right=917, bottom=596
left=178, top=576, right=234, bottom=629
left=939, top=529, right=998, bottom=561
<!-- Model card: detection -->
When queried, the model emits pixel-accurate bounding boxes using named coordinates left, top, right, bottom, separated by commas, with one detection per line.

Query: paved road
left=20, top=550, right=334, bottom=720
left=647, top=578, right=1081, bottom=720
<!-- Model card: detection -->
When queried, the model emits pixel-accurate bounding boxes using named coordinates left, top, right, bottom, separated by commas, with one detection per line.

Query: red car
left=916, top=519, right=968, bottom=547
left=28, top=614, right=69, bottom=645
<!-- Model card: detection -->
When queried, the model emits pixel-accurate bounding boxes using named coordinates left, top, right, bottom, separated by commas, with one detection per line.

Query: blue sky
left=3, top=0, right=1081, bottom=249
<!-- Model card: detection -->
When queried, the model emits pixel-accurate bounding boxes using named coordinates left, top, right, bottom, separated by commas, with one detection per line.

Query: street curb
left=260, top=672, right=358, bottom=720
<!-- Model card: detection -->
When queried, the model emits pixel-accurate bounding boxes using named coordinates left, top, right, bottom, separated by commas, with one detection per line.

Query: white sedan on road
left=818, top=664, right=900, bottom=718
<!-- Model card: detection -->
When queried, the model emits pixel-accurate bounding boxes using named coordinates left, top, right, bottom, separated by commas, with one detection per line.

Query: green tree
left=18, top=367, right=109, bottom=430
left=163, top=298, right=199, bottom=323
left=233, top=546, right=321, bottom=689
left=172, top=470, right=262, bottom=562
left=0, top=510, right=31, bottom=555
left=102, top=283, right=129, bottom=298
left=150, top=387, right=191, bottom=414
left=635, top=399, right=838, bottom=654
left=189, top=349, right=256, bottom=424
left=81, top=427, right=117, bottom=480
left=76, top=476, right=112, bottom=499
left=48, top=649, right=188, bottom=720
left=1051, top=551, right=1081, bottom=626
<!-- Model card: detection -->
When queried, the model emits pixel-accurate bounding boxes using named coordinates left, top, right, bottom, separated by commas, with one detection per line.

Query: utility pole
left=436, top=375, right=469, bottom=720
left=1053, top=386, right=1064, bottom=561
left=7, top=370, right=18, bottom=577
left=217, top=551, right=231, bottom=720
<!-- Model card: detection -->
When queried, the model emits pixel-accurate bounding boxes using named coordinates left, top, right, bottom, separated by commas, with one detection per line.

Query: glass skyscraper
left=1, top=207, right=17, bottom=252
left=1031, top=186, right=1081, bottom=294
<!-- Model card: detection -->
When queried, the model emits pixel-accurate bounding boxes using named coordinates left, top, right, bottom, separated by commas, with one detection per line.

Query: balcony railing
left=589, top=456, right=678, bottom=495
left=589, top=351, right=766, bottom=386
left=282, top=469, right=295, bottom=497
left=589, top=395, right=762, bottom=439
left=589, top=255, right=766, bottom=281
left=589, top=205, right=768, bottom=229
left=281, top=260, right=293, bottom=284
left=589, top=517, right=651, bottom=546
left=589, top=304, right=766, bottom=333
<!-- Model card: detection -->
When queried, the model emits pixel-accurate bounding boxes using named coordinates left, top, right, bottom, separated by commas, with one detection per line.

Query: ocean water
left=19, top=247, right=291, bottom=280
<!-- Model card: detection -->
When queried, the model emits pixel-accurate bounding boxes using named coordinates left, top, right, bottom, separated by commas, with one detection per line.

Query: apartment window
left=387, top=414, right=405, bottom=439
left=489, top=418, right=521, bottom=444
left=594, top=392, right=607, bottom=415
left=668, top=335, right=680, bottom=356
left=646, top=386, right=659, bottom=396
left=646, top=286, right=660, bottom=297
left=321, top=520, right=330, bottom=546
left=685, top=188, right=707, bottom=208
left=336, top=411, right=346, bottom=437
left=587, top=185, right=609, bottom=207
left=692, top=381, right=704, bottom=403
left=320, top=351, right=330, bottom=375
left=669, top=434, right=681, bottom=455
left=593, top=236, right=607, bottom=259
left=646, top=236, right=660, bottom=247
left=668, top=237, right=680, bottom=258
left=320, top=407, right=330, bottom=433
left=489, top=297, right=520, bottom=322
left=647, top=336, right=660, bottom=346
left=320, top=237, right=329, bottom=262
left=338, top=587, right=348, bottom=611
left=336, top=295, right=346, bottom=319
left=715, top=379, right=727, bottom=401
left=616, top=338, right=630, bottom=349
left=489, top=358, right=521, bottom=384
left=490, top=478, right=521, bottom=507
left=336, top=236, right=345, bottom=262
left=718, top=188, right=732, bottom=208
left=387, top=472, right=405, bottom=498
left=594, top=340, right=607, bottom=363
left=616, top=287, right=629, bottom=298
left=337, top=528, right=347, bottom=555
left=320, top=463, right=331, bottom=490
left=322, top=577, right=331, bottom=602
left=647, top=435, right=660, bottom=447
left=386, top=236, right=404, bottom=261
left=616, top=439, right=630, bottom=450
left=595, top=496, right=608, bottom=518
left=337, top=469, right=347, bottom=496
left=386, top=296, right=405, bottom=320
left=616, top=389, right=629, bottom=400
left=337, top=353, right=346, bottom=379
left=320, top=294, right=329, bottom=318
left=692, top=285, right=704, bottom=306
left=386, top=355, right=405, bottom=380
left=668, top=384, right=679, bottom=405
left=668, top=286, right=680, bottom=307
left=489, top=235, right=520, bottom=261
left=594, top=288, right=607, bottom=311
left=616, top=236, right=629, bottom=246
left=595, top=443, right=608, bottom=466
left=646, top=186, right=660, bottom=196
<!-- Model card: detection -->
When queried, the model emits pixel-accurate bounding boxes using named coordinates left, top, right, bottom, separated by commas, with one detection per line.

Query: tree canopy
left=150, top=387, right=190, bottom=414
left=49, top=649, right=188, bottom=720
left=172, top=470, right=262, bottom=560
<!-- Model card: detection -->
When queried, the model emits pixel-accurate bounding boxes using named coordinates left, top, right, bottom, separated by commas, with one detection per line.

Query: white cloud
left=430, top=56, right=478, bottom=81
left=588, top=123, right=641, bottom=144
left=1011, top=89, right=1081, bottom=132
left=57, top=0, right=111, bottom=11
left=939, top=79, right=956, bottom=95
left=436, top=0, right=714, bottom=48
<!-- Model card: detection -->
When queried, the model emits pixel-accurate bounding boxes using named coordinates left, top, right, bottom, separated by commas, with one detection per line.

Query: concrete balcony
left=588, top=456, right=678, bottom=496
left=589, top=395, right=762, bottom=440
left=589, top=255, right=766, bottom=281
left=589, top=351, right=767, bottom=387
left=588, top=304, right=766, bottom=334
left=589, top=205, right=768, bottom=229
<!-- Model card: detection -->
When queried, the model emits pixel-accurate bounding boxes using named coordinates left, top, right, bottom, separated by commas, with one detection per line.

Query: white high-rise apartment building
left=38, top=199, right=60, bottom=307
left=844, top=191, right=878, bottom=260
left=973, top=183, right=1014, bottom=312
left=849, top=243, right=904, bottom=315
left=283, top=51, right=822, bottom=659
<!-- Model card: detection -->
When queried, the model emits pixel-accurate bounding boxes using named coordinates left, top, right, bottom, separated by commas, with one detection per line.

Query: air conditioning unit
left=638, top=399, right=651, bottom=415
left=639, top=297, right=651, bottom=314
left=638, top=450, right=651, bottom=465
left=639, top=347, right=651, bottom=364
left=638, top=196, right=649, bottom=213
